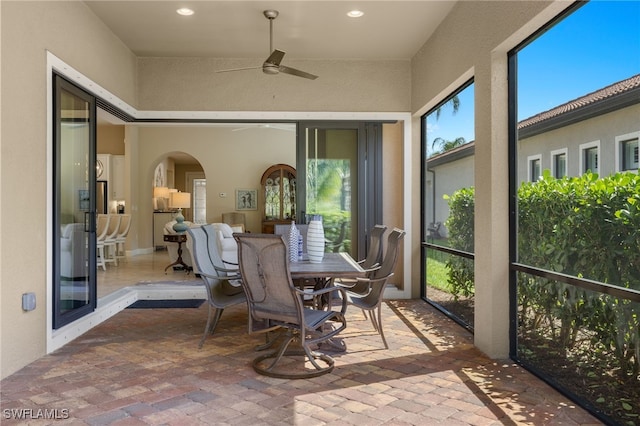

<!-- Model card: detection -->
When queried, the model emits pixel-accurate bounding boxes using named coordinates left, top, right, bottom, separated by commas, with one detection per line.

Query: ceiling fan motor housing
left=263, top=10, right=279, bottom=20
left=263, top=64, right=279, bottom=75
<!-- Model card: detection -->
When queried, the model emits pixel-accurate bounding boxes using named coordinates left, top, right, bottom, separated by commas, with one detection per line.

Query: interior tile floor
left=1, top=251, right=601, bottom=425
left=97, top=249, right=200, bottom=299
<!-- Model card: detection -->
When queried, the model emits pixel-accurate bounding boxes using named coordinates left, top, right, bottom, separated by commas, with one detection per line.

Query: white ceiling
left=85, top=1, right=456, bottom=60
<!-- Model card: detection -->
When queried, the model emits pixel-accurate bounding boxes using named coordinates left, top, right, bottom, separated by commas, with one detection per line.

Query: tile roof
left=518, top=73, right=640, bottom=129
left=427, top=140, right=474, bottom=164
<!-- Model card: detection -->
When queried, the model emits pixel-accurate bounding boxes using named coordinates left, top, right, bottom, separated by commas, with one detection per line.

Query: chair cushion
left=219, top=236, right=237, bottom=252
left=215, top=223, right=235, bottom=238
left=230, top=224, right=245, bottom=233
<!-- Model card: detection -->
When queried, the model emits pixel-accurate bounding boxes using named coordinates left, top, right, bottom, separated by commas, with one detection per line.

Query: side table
left=163, top=234, right=191, bottom=274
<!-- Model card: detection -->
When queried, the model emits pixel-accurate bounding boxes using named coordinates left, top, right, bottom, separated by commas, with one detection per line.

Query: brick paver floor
left=1, top=299, right=601, bottom=425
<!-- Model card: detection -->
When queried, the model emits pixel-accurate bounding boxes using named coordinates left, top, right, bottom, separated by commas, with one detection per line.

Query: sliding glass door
left=297, top=122, right=382, bottom=260
left=53, top=75, right=97, bottom=329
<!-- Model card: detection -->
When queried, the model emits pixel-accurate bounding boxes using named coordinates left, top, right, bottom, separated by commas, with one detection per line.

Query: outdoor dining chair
left=187, top=226, right=246, bottom=349
left=336, top=227, right=405, bottom=349
left=334, top=224, right=387, bottom=293
left=234, top=233, right=348, bottom=379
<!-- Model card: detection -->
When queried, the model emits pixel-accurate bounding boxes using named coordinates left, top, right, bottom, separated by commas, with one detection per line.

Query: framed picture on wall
left=154, top=163, right=165, bottom=187
left=78, top=189, right=90, bottom=211
left=236, top=189, right=257, bottom=210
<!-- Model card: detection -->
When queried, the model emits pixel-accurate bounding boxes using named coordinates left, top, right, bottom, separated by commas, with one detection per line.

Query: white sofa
left=164, top=221, right=241, bottom=274
left=60, top=223, right=87, bottom=279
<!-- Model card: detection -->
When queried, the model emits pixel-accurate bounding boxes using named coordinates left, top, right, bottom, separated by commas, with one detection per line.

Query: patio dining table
left=288, top=252, right=365, bottom=280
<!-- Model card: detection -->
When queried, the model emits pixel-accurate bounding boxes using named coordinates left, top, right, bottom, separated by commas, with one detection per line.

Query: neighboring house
left=427, top=74, right=640, bottom=237
left=425, top=141, right=475, bottom=238
left=518, top=74, right=640, bottom=182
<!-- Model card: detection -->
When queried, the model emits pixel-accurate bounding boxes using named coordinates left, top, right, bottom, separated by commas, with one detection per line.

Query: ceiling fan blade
left=279, top=65, right=318, bottom=80
left=216, top=66, right=262, bottom=73
left=265, top=49, right=285, bottom=66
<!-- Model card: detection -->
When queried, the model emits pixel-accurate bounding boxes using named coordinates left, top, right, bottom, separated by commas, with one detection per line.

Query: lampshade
left=153, top=186, right=170, bottom=199
left=170, top=192, right=191, bottom=209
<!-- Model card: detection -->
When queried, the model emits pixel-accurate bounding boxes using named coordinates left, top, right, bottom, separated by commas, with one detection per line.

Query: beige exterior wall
left=1, top=1, right=137, bottom=378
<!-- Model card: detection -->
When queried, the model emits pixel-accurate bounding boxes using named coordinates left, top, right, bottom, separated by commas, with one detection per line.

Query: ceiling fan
left=216, top=10, right=318, bottom=80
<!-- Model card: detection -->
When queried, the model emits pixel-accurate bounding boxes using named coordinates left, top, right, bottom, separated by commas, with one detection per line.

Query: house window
left=579, top=141, right=600, bottom=174
left=584, top=147, right=598, bottom=173
left=528, top=155, right=542, bottom=182
left=621, top=138, right=639, bottom=171
left=192, top=178, right=206, bottom=223
left=551, top=149, right=567, bottom=178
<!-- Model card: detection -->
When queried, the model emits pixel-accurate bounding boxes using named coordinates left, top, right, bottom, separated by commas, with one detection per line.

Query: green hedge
left=445, top=170, right=640, bottom=379
left=443, top=187, right=475, bottom=299
left=518, top=170, right=639, bottom=285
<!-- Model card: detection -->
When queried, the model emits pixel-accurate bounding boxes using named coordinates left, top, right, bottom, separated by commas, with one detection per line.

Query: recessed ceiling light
left=176, top=8, right=194, bottom=16
left=347, top=10, right=364, bottom=18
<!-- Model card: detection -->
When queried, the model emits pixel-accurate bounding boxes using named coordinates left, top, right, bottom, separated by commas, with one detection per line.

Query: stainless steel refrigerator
left=96, top=181, right=108, bottom=214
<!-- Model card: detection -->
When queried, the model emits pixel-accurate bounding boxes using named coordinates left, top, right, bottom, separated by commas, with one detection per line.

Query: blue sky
left=427, top=0, right=640, bottom=153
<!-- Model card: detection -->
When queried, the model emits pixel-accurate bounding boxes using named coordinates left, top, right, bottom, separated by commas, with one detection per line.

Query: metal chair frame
left=187, top=226, right=246, bottom=349
left=337, top=228, right=405, bottom=349
left=234, top=233, right=348, bottom=379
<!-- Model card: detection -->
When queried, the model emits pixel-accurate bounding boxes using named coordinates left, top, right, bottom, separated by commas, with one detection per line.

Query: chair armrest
left=294, top=285, right=343, bottom=297
left=364, top=264, right=381, bottom=272
left=353, top=272, right=394, bottom=285
left=198, top=271, right=240, bottom=282
left=293, top=285, right=347, bottom=314
left=334, top=265, right=380, bottom=288
left=222, top=273, right=242, bottom=281
left=339, top=273, right=394, bottom=299
left=357, top=260, right=379, bottom=267
left=214, top=265, right=239, bottom=274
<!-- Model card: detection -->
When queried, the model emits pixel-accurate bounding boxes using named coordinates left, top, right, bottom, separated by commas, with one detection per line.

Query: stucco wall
left=137, top=57, right=411, bottom=112
left=0, top=0, right=137, bottom=379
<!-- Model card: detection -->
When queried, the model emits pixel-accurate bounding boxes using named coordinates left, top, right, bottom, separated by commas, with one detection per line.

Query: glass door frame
left=296, top=121, right=383, bottom=261
left=52, top=74, right=97, bottom=329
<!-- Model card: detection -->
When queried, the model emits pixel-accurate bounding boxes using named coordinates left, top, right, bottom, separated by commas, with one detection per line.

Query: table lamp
left=169, top=192, right=191, bottom=233
left=153, top=186, right=170, bottom=211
